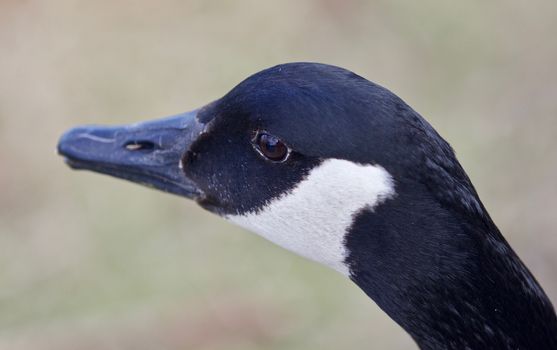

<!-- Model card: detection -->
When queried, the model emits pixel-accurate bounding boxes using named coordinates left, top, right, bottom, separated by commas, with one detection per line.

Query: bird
left=57, top=62, right=557, bottom=349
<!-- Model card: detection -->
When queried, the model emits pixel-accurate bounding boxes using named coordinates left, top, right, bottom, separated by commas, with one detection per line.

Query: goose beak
left=57, top=109, right=205, bottom=199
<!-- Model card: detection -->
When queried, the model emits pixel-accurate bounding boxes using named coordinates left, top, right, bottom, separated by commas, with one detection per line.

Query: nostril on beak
left=124, top=140, right=156, bottom=151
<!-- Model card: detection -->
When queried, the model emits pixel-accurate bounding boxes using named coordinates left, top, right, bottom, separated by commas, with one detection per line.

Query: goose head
left=58, top=62, right=557, bottom=349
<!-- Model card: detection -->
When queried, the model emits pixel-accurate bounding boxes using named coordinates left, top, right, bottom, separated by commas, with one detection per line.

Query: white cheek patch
left=227, top=159, right=395, bottom=276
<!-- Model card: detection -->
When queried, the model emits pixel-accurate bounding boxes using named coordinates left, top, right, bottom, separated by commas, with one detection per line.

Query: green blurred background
left=1, top=1, right=556, bottom=349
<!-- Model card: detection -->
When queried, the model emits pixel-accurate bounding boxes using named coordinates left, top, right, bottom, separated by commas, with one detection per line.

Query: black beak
left=57, top=109, right=205, bottom=198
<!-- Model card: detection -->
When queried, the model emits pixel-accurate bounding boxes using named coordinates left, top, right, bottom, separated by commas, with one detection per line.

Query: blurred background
left=1, top=1, right=556, bottom=349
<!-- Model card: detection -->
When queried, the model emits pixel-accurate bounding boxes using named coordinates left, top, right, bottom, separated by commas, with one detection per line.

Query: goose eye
left=254, top=132, right=289, bottom=162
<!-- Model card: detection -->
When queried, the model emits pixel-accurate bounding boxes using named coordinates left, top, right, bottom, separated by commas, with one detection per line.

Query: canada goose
left=58, top=62, right=557, bottom=349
